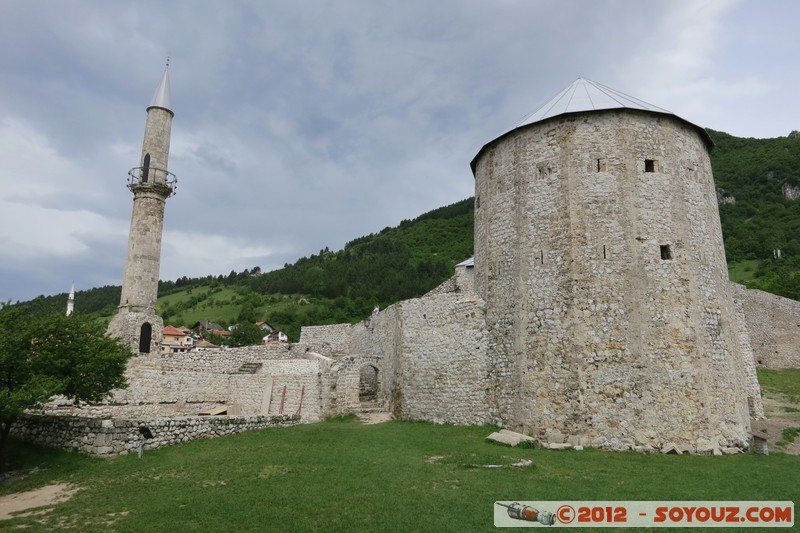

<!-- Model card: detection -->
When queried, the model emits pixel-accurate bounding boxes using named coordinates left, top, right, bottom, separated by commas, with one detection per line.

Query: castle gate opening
left=359, top=365, right=379, bottom=403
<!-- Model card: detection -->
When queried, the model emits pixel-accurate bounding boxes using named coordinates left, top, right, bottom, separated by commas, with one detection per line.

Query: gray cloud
left=0, top=0, right=798, bottom=303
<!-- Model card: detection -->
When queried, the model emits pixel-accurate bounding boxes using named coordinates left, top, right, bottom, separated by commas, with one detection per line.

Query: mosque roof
left=148, top=68, right=172, bottom=113
left=471, top=77, right=711, bottom=173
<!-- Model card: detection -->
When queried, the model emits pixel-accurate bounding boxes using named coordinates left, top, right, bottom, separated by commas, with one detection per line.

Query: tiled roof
left=163, top=325, right=185, bottom=336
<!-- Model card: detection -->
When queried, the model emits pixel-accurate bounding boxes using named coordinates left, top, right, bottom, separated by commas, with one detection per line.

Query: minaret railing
left=127, top=167, right=177, bottom=197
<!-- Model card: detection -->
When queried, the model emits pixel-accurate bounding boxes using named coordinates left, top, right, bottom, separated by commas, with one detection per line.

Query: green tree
left=0, top=308, right=134, bottom=471
left=228, top=322, right=265, bottom=347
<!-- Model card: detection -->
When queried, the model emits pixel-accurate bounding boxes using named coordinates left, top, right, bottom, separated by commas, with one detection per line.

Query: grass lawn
left=1, top=417, right=798, bottom=532
left=758, top=368, right=800, bottom=403
left=728, top=259, right=762, bottom=284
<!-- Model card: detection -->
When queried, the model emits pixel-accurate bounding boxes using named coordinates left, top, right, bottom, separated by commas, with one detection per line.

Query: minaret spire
left=149, top=64, right=172, bottom=113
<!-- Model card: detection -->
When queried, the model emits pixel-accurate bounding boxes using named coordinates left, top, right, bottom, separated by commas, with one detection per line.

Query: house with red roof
left=162, top=325, right=194, bottom=353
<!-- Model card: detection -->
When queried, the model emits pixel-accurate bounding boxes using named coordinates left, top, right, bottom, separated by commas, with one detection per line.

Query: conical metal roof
left=148, top=68, right=172, bottom=113
left=516, top=77, right=671, bottom=128
left=471, top=77, right=711, bottom=173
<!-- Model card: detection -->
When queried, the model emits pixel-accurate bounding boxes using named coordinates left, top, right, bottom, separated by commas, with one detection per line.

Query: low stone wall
left=13, top=413, right=299, bottom=457
left=733, top=283, right=800, bottom=368
left=161, top=344, right=298, bottom=373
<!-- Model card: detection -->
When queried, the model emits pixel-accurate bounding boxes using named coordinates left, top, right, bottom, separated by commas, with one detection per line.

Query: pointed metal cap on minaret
left=148, top=59, right=172, bottom=113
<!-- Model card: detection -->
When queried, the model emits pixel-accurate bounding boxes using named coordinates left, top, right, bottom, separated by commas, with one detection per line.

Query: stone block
left=545, top=429, right=565, bottom=444
left=486, top=432, right=520, bottom=446
left=498, top=429, right=535, bottom=444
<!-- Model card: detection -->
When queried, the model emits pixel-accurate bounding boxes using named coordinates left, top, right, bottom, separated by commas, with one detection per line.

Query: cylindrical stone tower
left=108, top=67, right=176, bottom=354
left=471, top=78, right=755, bottom=451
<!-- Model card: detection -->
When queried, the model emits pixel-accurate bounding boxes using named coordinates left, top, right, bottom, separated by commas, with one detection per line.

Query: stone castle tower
left=470, top=78, right=755, bottom=449
left=107, top=67, right=176, bottom=354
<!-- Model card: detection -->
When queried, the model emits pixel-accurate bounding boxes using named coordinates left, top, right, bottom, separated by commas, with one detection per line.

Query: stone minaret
left=107, top=65, right=176, bottom=354
left=66, top=283, right=74, bottom=317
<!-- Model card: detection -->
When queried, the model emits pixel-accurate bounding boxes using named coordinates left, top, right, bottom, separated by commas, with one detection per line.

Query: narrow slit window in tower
left=645, top=159, right=656, bottom=173
left=540, top=250, right=544, bottom=265
left=603, top=245, right=607, bottom=259
left=593, top=158, right=607, bottom=172
left=660, top=244, right=672, bottom=260
left=142, top=153, right=151, bottom=183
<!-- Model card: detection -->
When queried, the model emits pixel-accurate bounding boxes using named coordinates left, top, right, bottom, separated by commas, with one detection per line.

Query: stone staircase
left=235, top=362, right=263, bottom=374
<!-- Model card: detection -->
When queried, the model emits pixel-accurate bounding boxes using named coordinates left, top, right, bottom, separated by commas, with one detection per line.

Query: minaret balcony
left=127, top=167, right=177, bottom=197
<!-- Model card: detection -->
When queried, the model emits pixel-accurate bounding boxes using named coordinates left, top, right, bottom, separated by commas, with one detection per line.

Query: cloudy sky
left=0, top=0, right=798, bottom=304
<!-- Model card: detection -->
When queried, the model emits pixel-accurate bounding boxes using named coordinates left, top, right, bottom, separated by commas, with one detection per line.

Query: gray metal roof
left=456, top=257, right=474, bottom=267
left=471, top=77, right=711, bottom=173
left=515, top=77, right=671, bottom=127
left=148, top=68, right=172, bottom=113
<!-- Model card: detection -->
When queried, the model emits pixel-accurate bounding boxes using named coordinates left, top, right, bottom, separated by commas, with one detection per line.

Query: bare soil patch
left=358, top=411, right=392, bottom=424
left=753, top=396, right=800, bottom=455
left=0, top=483, right=77, bottom=520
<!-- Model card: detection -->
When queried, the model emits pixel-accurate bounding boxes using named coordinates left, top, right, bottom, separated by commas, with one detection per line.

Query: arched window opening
left=139, top=322, right=152, bottom=353
left=142, top=153, right=151, bottom=183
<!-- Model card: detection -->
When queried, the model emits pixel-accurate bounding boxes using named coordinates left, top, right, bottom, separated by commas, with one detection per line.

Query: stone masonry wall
left=732, top=294, right=765, bottom=417
left=13, top=413, right=298, bottom=457
left=161, top=343, right=299, bottom=373
left=733, top=283, right=800, bottom=368
left=299, top=324, right=353, bottom=355
left=44, top=355, right=322, bottom=422
left=391, top=292, right=489, bottom=425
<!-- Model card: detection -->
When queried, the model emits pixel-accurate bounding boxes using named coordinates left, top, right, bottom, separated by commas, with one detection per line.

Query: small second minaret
left=108, top=64, right=177, bottom=354
left=66, top=283, right=75, bottom=317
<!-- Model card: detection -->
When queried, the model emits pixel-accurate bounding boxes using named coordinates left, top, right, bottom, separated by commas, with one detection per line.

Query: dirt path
left=0, top=483, right=77, bottom=520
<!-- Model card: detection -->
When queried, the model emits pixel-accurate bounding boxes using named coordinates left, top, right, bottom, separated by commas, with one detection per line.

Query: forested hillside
left=709, top=129, right=800, bottom=299
left=10, top=129, right=800, bottom=338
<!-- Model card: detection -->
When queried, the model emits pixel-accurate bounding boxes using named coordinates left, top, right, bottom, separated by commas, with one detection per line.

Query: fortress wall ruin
left=389, top=293, right=489, bottom=425
left=42, top=357, right=322, bottom=422
left=733, top=283, right=800, bottom=369
left=306, top=279, right=491, bottom=425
